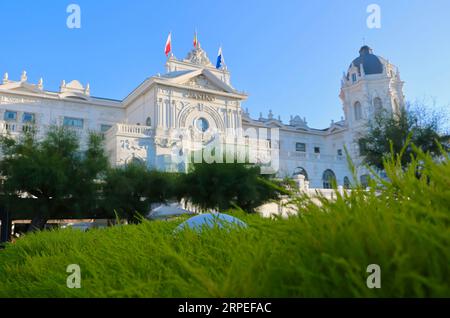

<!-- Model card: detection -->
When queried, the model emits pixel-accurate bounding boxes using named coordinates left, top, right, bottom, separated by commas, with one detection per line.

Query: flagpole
left=220, top=44, right=223, bottom=70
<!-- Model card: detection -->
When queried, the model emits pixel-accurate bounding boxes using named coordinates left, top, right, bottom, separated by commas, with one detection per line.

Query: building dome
left=349, top=46, right=384, bottom=75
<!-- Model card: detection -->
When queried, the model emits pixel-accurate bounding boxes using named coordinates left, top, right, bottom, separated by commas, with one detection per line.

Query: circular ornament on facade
left=196, top=117, right=209, bottom=133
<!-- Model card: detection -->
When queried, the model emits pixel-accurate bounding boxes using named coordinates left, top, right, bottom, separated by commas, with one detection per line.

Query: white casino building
left=0, top=45, right=404, bottom=189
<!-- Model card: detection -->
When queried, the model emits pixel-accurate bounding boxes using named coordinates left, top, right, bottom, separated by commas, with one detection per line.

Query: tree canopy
left=0, top=127, right=287, bottom=234
left=180, top=161, right=285, bottom=212
left=101, top=163, right=178, bottom=223
left=0, top=127, right=108, bottom=231
left=358, top=104, right=449, bottom=170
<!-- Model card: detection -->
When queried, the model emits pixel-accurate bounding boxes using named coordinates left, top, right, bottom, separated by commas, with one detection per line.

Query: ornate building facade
left=0, top=45, right=404, bottom=189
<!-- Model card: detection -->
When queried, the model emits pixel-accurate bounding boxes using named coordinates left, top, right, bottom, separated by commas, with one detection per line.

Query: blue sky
left=0, top=0, right=449, bottom=128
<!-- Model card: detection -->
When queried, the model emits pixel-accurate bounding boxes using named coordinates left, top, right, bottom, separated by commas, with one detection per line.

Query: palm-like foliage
left=181, top=161, right=285, bottom=212
left=0, top=127, right=108, bottom=231
left=101, top=163, right=178, bottom=223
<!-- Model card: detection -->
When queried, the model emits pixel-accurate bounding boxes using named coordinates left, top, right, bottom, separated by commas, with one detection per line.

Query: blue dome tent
left=176, top=213, right=247, bottom=232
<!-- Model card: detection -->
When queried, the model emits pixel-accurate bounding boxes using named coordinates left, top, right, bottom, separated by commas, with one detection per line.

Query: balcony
left=281, top=151, right=345, bottom=162
left=105, top=123, right=153, bottom=138
left=0, top=121, right=36, bottom=135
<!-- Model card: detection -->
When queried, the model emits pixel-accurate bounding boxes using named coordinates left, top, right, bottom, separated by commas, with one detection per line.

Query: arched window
left=322, top=169, right=336, bottom=189
left=146, top=117, right=152, bottom=127
left=373, top=97, right=383, bottom=114
left=354, top=101, right=362, bottom=121
left=360, top=174, right=370, bottom=188
left=127, top=156, right=145, bottom=166
left=343, top=176, right=351, bottom=189
left=293, top=167, right=308, bottom=181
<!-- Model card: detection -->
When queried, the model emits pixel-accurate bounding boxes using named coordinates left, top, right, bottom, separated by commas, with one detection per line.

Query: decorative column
left=164, top=100, right=170, bottom=128
left=157, top=98, right=163, bottom=128
left=170, top=100, right=176, bottom=128
left=227, top=109, right=233, bottom=129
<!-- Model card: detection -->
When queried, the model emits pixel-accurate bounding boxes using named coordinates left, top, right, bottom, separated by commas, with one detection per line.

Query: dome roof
left=349, top=46, right=384, bottom=75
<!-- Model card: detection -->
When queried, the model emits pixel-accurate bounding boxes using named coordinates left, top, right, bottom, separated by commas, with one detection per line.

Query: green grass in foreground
left=0, top=148, right=449, bottom=297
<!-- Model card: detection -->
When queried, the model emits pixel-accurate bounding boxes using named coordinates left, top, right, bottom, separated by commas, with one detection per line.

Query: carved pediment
left=0, top=82, right=44, bottom=95
left=329, top=126, right=344, bottom=134
left=182, top=74, right=226, bottom=92
left=161, top=69, right=237, bottom=95
left=9, top=86, right=40, bottom=94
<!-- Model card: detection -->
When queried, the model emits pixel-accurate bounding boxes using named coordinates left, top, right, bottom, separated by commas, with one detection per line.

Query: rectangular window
left=100, top=124, right=112, bottom=132
left=314, top=147, right=321, bottom=154
left=296, top=142, right=306, bottom=152
left=352, top=73, right=357, bottom=82
left=22, top=113, right=35, bottom=123
left=63, top=117, right=84, bottom=128
left=337, top=149, right=343, bottom=156
left=358, top=140, right=366, bottom=156
left=4, top=111, right=17, bottom=121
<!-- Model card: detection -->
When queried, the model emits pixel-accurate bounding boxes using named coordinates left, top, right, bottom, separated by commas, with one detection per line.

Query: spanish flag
left=193, top=32, right=198, bottom=48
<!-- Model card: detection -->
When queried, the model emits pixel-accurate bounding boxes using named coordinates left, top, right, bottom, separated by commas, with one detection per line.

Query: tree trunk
left=28, top=214, right=48, bottom=232
left=0, top=206, right=12, bottom=243
left=28, top=200, right=49, bottom=232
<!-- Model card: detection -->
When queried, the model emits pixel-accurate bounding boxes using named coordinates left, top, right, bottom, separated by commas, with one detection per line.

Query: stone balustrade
left=104, top=123, right=153, bottom=139
left=282, top=151, right=345, bottom=162
left=0, top=120, right=36, bottom=135
left=117, top=124, right=152, bottom=136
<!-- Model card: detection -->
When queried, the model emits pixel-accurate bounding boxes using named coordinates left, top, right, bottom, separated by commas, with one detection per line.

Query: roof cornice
left=0, top=87, right=123, bottom=108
